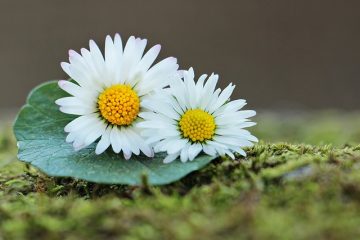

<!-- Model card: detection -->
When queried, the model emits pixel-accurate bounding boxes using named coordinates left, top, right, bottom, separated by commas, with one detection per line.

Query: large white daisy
left=55, top=34, right=179, bottom=159
left=138, top=67, right=258, bottom=163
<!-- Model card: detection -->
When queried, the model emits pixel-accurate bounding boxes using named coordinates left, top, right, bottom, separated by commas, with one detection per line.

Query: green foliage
left=14, top=81, right=216, bottom=185
left=2, top=113, right=360, bottom=239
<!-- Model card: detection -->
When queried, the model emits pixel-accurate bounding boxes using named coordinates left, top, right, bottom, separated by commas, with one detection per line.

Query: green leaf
left=13, top=81, right=217, bottom=185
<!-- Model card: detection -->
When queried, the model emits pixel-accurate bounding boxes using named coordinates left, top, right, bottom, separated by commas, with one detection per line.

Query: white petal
left=83, top=121, right=107, bottom=146
left=68, top=57, right=97, bottom=88
left=59, top=105, right=95, bottom=116
left=113, top=33, right=124, bottom=84
left=227, top=146, right=247, bottom=157
left=224, top=149, right=235, bottom=159
left=122, top=129, right=140, bottom=156
left=213, top=100, right=246, bottom=118
left=140, top=128, right=162, bottom=137
left=64, top=114, right=98, bottom=132
left=133, top=38, right=147, bottom=65
left=203, top=145, right=217, bottom=156
left=144, top=128, right=179, bottom=145
left=110, top=127, right=122, bottom=154
left=215, top=110, right=256, bottom=125
left=188, top=144, right=203, bottom=161
left=95, top=126, right=112, bottom=154
left=68, top=50, right=92, bottom=80
left=184, top=68, right=197, bottom=108
left=224, top=99, right=247, bottom=112
left=72, top=129, right=92, bottom=150
left=169, top=77, right=188, bottom=111
left=137, top=57, right=178, bottom=95
left=208, top=83, right=235, bottom=113
left=163, top=153, right=180, bottom=164
left=213, top=136, right=254, bottom=147
left=105, top=35, right=114, bottom=60
left=167, top=139, right=189, bottom=155
left=66, top=132, right=77, bottom=143
left=127, top=129, right=154, bottom=157
left=199, top=73, right=219, bottom=109
left=61, top=62, right=71, bottom=76
left=215, top=147, right=226, bottom=156
left=80, top=48, right=103, bottom=87
left=55, top=96, right=94, bottom=108
left=141, top=100, right=180, bottom=120
left=207, top=140, right=229, bottom=150
left=138, top=112, right=177, bottom=125
left=117, top=129, right=132, bottom=158
left=215, top=128, right=254, bottom=139
left=143, top=57, right=178, bottom=83
left=58, top=80, right=81, bottom=96
left=204, top=88, right=221, bottom=112
left=73, top=121, right=106, bottom=150
left=166, top=94, right=185, bottom=115
left=245, top=134, right=258, bottom=142
left=114, top=33, right=123, bottom=55
left=236, top=148, right=247, bottom=157
left=105, top=35, right=118, bottom=80
left=58, top=80, right=97, bottom=102
left=119, top=36, right=136, bottom=84
left=194, top=74, right=208, bottom=105
left=137, top=44, right=161, bottom=73
left=180, top=143, right=191, bottom=162
left=154, top=137, right=180, bottom=153
left=136, top=120, right=173, bottom=129
left=89, top=39, right=105, bottom=74
left=237, top=122, right=257, bottom=128
left=144, top=135, right=166, bottom=145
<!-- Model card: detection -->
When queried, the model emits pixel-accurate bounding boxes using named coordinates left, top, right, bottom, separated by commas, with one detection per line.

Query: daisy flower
left=55, top=34, right=179, bottom=159
left=138, top=68, right=258, bottom=163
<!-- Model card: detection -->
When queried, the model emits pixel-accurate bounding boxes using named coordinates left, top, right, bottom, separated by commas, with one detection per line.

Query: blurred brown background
left=0, top=0, right=360, bottom=111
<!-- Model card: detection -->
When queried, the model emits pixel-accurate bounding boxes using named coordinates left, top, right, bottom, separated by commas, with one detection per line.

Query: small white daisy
left=138, top=67, right=258, bottom=163
left=55, top=34, right=179, bottom=159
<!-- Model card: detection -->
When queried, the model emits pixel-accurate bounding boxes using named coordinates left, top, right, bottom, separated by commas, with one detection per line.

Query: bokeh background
left=0, top=0, right=360, bottom=113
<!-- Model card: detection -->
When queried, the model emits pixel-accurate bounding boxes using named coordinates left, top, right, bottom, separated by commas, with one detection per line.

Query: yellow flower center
left=98, top=84, right=140, bottom=126
left=179, top=109, right=216, bottom=142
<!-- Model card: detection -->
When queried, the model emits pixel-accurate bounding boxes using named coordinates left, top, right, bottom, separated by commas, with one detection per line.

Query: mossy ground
left=1, top=112, right=360, bottom=239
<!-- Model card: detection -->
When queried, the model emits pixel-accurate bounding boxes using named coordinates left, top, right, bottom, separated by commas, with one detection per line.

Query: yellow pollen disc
left=179, top=109, right=216, bottom=142
left=97, top=84, right=140, bottom=126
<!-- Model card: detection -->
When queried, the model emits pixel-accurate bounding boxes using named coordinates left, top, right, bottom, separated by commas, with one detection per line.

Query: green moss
left=1, top=113, right=360, bottom=239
